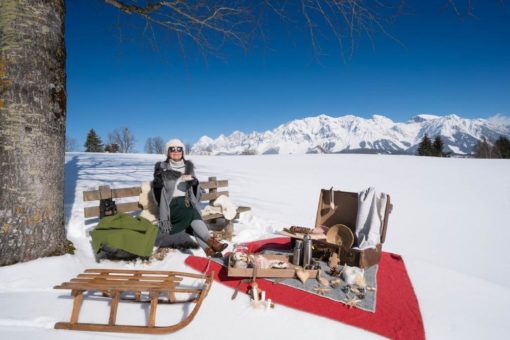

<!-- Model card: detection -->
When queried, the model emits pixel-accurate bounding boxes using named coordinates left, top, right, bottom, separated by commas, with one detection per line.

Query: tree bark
left=0, top=0, right=67, bottom=265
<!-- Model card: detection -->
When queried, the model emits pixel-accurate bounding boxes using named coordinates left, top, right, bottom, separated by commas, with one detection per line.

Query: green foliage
left=84, top=128, right=104, bottom=152
left=417, top=134, right=434, bottom=156
left=418, top=134, right=447, bottom=157
left=47, top=239, right=75, bottom=256
left=65, top=241, right=76, bottom=255
left=493, top=136, right=510, bottom=158
left=104, top=143, right=119, bottom=153
left=432, top=135, right=444, bottom=157
left=474, top=136, right=510, bottom=159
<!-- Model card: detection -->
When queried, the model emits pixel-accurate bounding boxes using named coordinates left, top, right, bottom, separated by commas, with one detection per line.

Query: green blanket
left=90, top=213, right=158, bottom=257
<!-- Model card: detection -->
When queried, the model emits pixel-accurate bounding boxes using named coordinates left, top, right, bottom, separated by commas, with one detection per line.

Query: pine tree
left=493, top=136, right=510, bottom=159
left=417, top=134, right=433, bottom=156
left=432, top=135, right=444, bottom=157
left=104, top=143, right=119, bottom=153
left=84, top=129, right=104, bottom=152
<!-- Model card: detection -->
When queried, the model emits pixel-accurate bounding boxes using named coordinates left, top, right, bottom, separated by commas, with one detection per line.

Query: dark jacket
left=152, top=159, right=202, bottom=233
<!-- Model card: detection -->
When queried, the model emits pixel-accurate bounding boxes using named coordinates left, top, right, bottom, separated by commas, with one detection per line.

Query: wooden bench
left=198, top=176, right=251, bottom=240
left=83, top=176, right=251, bottom=241
left=54, top=269, right=213, bottom=334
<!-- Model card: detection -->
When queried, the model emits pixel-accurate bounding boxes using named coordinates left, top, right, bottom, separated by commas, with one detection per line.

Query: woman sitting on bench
left=152, top=139, right=227, bottom=257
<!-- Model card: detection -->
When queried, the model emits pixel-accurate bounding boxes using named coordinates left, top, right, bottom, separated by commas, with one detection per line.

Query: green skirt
left=169, top=196, right=202, bottom=235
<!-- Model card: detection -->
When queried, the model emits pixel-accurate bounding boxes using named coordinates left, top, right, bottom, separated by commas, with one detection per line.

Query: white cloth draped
left=354, top=187, right=388, bottom=250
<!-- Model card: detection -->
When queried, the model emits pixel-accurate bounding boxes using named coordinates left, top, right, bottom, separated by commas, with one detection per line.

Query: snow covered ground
left=0, top=152, right=509, bottom=339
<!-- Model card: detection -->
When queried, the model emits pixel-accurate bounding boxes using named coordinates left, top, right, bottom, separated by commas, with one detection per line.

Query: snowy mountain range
left=190, top=114, right=510, bottom=155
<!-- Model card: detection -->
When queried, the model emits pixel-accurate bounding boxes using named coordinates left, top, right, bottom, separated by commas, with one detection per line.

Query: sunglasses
left=169, top=146, right=183, bottom=152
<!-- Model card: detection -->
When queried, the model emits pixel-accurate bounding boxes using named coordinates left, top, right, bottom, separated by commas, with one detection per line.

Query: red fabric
left=185, top=237, right=425, bottom=340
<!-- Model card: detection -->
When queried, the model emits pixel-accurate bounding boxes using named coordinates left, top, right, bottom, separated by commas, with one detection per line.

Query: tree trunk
left=0, top=0, right=67, bottom=265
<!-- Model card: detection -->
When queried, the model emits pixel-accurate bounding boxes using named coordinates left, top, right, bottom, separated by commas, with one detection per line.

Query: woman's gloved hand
left=185, top=175, right=199, bottom=187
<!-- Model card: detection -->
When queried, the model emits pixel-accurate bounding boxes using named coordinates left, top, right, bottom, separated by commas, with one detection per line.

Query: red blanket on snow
left=185, top=237, right=425, bottom=340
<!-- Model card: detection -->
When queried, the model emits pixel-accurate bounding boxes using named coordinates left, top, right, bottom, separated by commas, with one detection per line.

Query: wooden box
left=227, top=254, right=297, bottom=278
left=314, top=188, right=392, bottom=269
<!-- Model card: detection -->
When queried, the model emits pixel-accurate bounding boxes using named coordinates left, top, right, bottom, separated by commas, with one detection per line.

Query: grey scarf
left=158, top=159, right=201, bottom=234
left=169, top=159, right=185, bottom=172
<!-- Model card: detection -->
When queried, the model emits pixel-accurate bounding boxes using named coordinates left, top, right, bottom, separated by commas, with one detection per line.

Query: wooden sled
left=53, top=268, right=214, bottom=334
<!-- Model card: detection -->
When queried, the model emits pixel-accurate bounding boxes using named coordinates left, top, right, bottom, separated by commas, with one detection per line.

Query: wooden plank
left=60, top=284, right=177, bottom=292
left=164, top=288, right=204, bottom=294
left=134, top=273, right=142, bottom=302
left=237, top=206, right=251, bottom=213
left=70, top=290, right=84, bottom=324
left=57, top=283, right=204, bottom=295
left=207, top=177, right=217, bottom=207
left=83, top=269, right=206, bottom=279
left=83, top=187, right=142, bottom=202
left=99, top=185, right=112, bottom=199
left=201, top=213, right=223, bottom=220
left=55, top=284, right=159, bottom=293
left=201, top=191, right=229, bottom=202
left=380, top=195, right=391, bottom=244
left=84, top=201, right=141, bottom=218
left=148, top=292, right=159, bottom=327
left=77, top=273, right=183, bottom=282
left=66, top=279, right=179, bottom=288
left=54, top=321, right=195, bottom=334
left=108, top=291, right=120, bottom=325
left=202, top=206, right=251, bottom=221
left=53, top=272, right=215, bottom=334
left=224, top=221, right=233, bottom=241
left=69, top=279, right=180, bottom=288
left=200, top=180, right=228, bottom=190
left=168, top=290, right=176, bottom=303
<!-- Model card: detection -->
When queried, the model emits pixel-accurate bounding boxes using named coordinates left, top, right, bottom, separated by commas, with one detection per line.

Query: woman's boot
left=204, top=247, right=223, bottom=258
left=207, top=237, right=228, bottom=253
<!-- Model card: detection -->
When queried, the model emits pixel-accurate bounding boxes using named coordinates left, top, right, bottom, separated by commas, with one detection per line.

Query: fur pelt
left=138, top=181, right=159, bottom=223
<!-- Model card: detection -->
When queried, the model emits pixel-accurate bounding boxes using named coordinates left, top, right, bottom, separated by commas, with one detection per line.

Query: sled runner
left=54, top=268, right=213, bottom=334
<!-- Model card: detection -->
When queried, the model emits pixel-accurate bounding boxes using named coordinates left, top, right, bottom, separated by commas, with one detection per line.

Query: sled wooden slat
left=76, top=273, right=183, bottom=282
left=65, top=280, right=179, bottom=289
left=54, top=269, right=214, bottom=334
left=84, top=268, right=206, bottom=278
left=148, top=291, right=158, bottom=327
left=108, top=291, right=119, bottom=325
left=70, top=290, right=84, bottom=325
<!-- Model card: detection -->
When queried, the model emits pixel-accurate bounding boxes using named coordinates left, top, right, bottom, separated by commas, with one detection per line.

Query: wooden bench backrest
left=83, top=176, right=230, bottom=218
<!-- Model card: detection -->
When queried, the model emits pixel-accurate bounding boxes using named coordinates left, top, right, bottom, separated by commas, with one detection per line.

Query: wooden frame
left=82, top=176, right=251, bottom=241
left=313, top=189, right=393, bottom=268
left=54, top=269, right=214, bottom=334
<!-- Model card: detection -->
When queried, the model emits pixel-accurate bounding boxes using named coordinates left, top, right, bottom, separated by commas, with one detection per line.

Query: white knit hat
left=165, top=139, right=185, bottom=156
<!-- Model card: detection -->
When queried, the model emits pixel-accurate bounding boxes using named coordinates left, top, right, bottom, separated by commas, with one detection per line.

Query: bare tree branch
left=108, top=127, right=136, bottom=153
left=102, top=1, right=497, bottom=61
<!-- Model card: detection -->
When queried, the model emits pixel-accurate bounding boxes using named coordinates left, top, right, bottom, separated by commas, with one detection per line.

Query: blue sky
left=66, top=0, right=510, bottom=151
